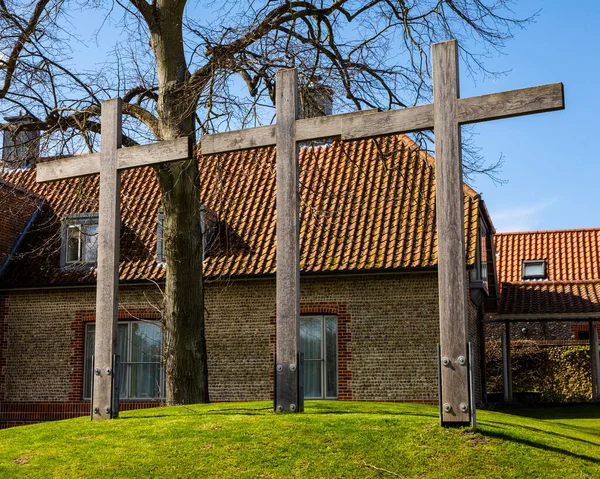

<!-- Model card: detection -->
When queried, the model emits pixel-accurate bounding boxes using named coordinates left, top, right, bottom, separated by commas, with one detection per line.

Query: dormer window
left=62, top=214, right=99, bottom=266
left=156, top=206, right=217, bottom=263
left=522, top=260, right=546, bottom=280
left=156, top=206, right=248, bottom=264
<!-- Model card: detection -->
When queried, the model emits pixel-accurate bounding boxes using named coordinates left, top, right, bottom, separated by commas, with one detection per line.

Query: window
left=301, top=315, right=338, bottom=399
left=83, top=321, right=165, bottom=400
left=522, top=260, right=547, bottom=280
left=470, top=223, right=488, bottom=284
left=156, top=206, right=219, bottom=263
left=577, top=330, right=590, bottom=341
left=62, top=214, right=98, bottom=265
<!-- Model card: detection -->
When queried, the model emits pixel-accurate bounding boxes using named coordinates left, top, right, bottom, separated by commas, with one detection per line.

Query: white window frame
left=301, top=315, right=338, bottom=400
left=522, top=259, right=547, bottom=280
left=61, top=213, right=99, bottom=266
left=83, top=320, right=165, bottom=400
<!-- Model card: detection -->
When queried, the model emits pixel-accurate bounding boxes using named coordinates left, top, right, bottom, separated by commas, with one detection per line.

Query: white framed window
left=62, top=213, right=98, bottom=265
left=83, top=321, right=165, bottom=400
left=522, top=259, right=546, bottom=280
left=301, top=315, right=338, bottom=399
left=156, top=205, right=219, bottom=264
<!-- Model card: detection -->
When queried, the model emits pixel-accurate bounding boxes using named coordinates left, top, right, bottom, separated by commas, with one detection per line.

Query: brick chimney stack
left=299, top=82, right=334, bottom=119
left=2, top=112, right=40, bottom=170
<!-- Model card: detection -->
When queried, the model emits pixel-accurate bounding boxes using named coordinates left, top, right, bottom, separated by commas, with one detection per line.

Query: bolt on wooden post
left=36, top=99, right=192, bottom=420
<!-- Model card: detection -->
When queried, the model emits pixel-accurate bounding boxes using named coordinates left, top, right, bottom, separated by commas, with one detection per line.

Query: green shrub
left=485, top=341, right=592, bottom=403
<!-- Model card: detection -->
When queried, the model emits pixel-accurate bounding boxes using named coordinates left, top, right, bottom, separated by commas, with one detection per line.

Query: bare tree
left=0, top=0, right=531, bottom=404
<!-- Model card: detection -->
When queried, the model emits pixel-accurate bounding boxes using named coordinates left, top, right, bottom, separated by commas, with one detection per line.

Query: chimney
left=2, top=113, right=40, bottom=170
left=299, top=82, right=334, bottom=119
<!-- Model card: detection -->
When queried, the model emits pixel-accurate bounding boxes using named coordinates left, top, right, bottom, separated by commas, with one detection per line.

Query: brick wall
left=1, top=271, right=455, bottom=426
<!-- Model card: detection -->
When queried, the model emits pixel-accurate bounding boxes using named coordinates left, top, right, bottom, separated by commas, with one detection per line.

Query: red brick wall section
left=69, top=308, right=162, bottom=401
left=0, top=401, right=160, bottom=429
left=2, top=273, right=444, bottom=429
left=269, top=302, right=353, bottom=400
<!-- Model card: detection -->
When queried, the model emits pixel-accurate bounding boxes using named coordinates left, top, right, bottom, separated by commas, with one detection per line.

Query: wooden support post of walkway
left=502, top=323, right=513, bottom=403
left=590, top=321, right=600, bottom=402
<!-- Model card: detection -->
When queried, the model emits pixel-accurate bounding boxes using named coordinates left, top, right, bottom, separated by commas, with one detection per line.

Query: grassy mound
left=0, top=401, right=599, bottom=478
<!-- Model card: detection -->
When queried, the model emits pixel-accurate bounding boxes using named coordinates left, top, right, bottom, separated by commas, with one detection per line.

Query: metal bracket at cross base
left=274, top=353, right=304, bottom=413
left=438, top=343, right=476, bottom=430
left=90, top=354, right=121, bottom=420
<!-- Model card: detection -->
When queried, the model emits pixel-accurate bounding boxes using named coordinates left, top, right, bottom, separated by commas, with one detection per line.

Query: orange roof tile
left=495, top=229, right=600, bottom=316
left=0, top=134, right=482, bottom=287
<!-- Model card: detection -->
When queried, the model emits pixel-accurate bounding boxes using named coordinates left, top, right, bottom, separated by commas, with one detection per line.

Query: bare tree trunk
left=152, top=1, right=209, bottom=404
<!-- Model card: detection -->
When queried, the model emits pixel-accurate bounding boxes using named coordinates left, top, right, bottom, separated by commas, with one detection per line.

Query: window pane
left=130, top=363, right=162, bottom=398
left=84, top=321, right=164, bottom=400
left=132, top=322, right=162, bottom=362
left=301, top=317, right=322, bottom=360
left=301, top=317, right=323, bottom=398
left=303, top=360, right=322, bottom=398
left=66, top=226, right=81, bottom=263
left=83, top=324, right=96, bottom=399
left=117, top=324, right=128, bottom=398
left=325, top=317, right=338, bottom=398
left=83, top=224, right=98, bottom=263
left=524, top=262, right=544, bottom=277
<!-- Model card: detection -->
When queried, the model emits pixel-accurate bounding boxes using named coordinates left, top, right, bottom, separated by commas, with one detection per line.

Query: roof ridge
left=501, top=280, right=600, bottom=286
left=495, top=227, right=600, bottom=236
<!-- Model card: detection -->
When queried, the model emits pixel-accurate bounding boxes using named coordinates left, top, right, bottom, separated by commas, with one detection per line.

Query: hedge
left=485, top=340, right=593, bottom=403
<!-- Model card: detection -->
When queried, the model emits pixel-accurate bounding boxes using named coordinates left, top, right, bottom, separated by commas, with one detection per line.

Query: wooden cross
left=36, top=98, right=191, bottom=420
left=203, top=39, right=564, bottom=425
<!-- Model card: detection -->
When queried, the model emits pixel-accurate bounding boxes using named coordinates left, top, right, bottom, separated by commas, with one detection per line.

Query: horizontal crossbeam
left=201, top=83, right=564, bottom=155
left=37, top=136, right=192, bottom=183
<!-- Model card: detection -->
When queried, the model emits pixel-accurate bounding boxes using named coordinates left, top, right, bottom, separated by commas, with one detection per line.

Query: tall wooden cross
left=36, top=98, right=191, bottom=420
left=203, top=39, right=564, bottom=425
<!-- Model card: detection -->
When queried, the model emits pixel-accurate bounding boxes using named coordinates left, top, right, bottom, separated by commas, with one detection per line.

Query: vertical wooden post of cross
left=92, top=98, right=122, bottom=420
left=432, top=40, right=471, bottom=424
left=274, top=69, right=303, bottom=413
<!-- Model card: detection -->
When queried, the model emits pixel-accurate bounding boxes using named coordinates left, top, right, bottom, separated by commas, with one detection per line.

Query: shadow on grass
left=482, top=420, right=600, bottom=448
left=119, top=408, right=438, bottom=420
left=481, top=429, right=600, bottom=465
left=500, top=405, right=600, bottom=421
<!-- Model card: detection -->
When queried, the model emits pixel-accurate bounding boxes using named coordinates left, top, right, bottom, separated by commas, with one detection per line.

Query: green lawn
left=0, top=401, right=598, bottom=478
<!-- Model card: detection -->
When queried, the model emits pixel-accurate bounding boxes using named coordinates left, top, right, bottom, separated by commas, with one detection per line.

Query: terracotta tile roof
left=0, top=134, right=482, bottom=287
left=499, top=281, right=600, bottom=316
left=0, top=180, right=43, bottom=271
left=495, top=229, right=600, bottom=316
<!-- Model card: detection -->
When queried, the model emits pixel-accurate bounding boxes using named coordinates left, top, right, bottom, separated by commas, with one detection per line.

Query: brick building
left=0, top=134, right=494, bottom=427
left=484, top=229, right=600, bottom=402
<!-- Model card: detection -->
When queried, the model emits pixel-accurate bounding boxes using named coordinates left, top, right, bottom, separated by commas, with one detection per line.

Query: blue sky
left=459, top=1, right=599, bottom=232
left=65, top=1, right=598, bottom=233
